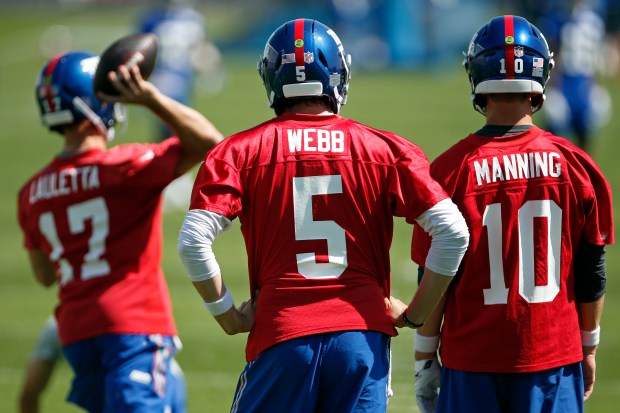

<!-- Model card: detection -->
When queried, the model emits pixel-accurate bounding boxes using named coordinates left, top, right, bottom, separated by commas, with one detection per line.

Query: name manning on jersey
left=473, top=151, right=562, bottom=186
left=29, top=166, right=100, bottom=204
left=287, top=129, right=345, bottom=153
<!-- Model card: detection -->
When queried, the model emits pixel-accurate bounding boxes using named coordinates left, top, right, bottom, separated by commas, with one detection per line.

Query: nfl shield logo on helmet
left=514, top=46, right=524, bottom=58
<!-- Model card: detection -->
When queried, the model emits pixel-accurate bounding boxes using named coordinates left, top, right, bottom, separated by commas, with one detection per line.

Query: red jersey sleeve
left=391, top=142, right=449, bottom=224
left=567, top=149, right=614, bottom=245
left=190, top=154, right=243, bottom=219
left=104, top=137, right=183, bottom=188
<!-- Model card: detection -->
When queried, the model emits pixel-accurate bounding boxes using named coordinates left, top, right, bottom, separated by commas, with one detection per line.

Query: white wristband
left=204, top=288, right=234, bottom=316
left=414, top=332, right=440, bottom=353
left=581, top=326, right=601, bottom=347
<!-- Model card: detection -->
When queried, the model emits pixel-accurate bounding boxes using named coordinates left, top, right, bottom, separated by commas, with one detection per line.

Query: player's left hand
left=582, top=346, right=597, bottom=400
left=414, top=358, right=441, bottom=413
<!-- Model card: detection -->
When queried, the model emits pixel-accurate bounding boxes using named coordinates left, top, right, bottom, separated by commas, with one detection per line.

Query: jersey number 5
left=292, top=175, right=348, bottom=279
left=483, top=200, right=561, bottom=305
left=38, top=197, right=111, bottom=285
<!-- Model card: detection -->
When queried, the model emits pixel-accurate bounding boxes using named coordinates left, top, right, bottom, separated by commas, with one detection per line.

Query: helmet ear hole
left=473, top=95, right=487, bottom=111
left=274, top=54, right=282, bottom=71
left=318, top=50, right=329, bottom=69
left=531, top=94, right=544, bottom=112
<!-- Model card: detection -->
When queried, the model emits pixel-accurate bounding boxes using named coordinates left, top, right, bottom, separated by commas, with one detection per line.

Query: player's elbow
left=442, top=215, right=470, bottom=266
left=186, top=125, right=224, bottom=155
left=450, top=217, right=470, bottom=251
left=424, top=206, right=470, bottom=277
left=176, top=234, right=193, bottom=261
left=432, top=206, right=470, bottom=252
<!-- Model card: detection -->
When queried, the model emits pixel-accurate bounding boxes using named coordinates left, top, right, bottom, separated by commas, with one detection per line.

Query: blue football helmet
left=463, top=15, right=555, bottom=114
left=258, top=18, right=351, bottom=115
left=35, top=51, right=125, bottom=139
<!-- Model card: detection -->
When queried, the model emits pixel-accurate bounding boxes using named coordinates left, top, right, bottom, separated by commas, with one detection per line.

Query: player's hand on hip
left=414, top=358, right=441, bottom=413
left=215, top=300, right=255, bottom=335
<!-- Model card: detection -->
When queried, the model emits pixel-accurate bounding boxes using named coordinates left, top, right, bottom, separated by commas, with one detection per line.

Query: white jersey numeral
left=482, top=200, right=561, bottom=305
left=292, top=175, right=347, bottom=279
left=38, top=197, right=111, bottom=285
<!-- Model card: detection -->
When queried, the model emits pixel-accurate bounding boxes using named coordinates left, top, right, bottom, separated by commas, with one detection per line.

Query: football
left=93, top=32, right=158, bottom=96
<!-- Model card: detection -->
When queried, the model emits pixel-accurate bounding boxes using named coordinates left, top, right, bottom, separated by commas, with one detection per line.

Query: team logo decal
left=294, top=39, right=304, bottom=48
left=304, top=51, right=314, bottom=63
left=514, top=46, right=524, bottom=57
left=505, top=36, right=514, bottom=44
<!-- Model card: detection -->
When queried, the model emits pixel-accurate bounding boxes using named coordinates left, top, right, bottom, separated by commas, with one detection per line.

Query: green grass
left=1, top=7, right=619, bottom=413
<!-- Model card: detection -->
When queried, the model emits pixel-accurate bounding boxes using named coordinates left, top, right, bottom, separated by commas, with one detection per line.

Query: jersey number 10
left=482, top=199, right=561, bottom=305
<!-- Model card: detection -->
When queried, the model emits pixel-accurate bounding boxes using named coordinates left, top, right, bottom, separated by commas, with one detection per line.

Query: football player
left=137, top=0, right=223, bottom=138
left=536, top=0, right=612, bottom=154
left=17, top=51, right=222, bottom=412
left=18, top=316, right=187, bottom=413
left=137, top=0, right=225, bottom=212
left=412, top=15, right=614, bottom=413
left=177, top=18, right=469, bottom=412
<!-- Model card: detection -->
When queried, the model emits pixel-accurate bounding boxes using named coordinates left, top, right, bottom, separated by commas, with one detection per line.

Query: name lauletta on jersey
left=29, top=165, right=100, bottom=204
left=286, top=128, right=346, bottom=153
left=472, top=151, right=562, bottom=186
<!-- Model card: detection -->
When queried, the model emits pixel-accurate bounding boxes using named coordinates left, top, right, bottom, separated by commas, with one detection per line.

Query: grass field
left=1, top=6, right=619, bottom=413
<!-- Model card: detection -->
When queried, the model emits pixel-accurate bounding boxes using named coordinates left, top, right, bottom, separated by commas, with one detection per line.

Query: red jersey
left=190, top=113, right=448, bottom=361
left=412, top=126, right=614, bottom=373
left=18, top=139, right=183, bottom=346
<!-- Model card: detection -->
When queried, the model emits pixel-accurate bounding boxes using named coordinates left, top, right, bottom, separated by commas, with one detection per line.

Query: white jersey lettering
left=287, top=129, right=345, bottom=153
left=474, top=152, right=561, bottom=186
left=29, top=166, right=100, bottom=204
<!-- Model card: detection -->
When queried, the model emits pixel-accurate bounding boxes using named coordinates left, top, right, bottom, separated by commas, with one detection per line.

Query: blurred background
left=1, top=0, right=619, bottom=412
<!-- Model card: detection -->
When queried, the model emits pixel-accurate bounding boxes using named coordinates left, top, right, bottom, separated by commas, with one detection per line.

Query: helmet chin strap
left=72, top=96, right=115, bottom=141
